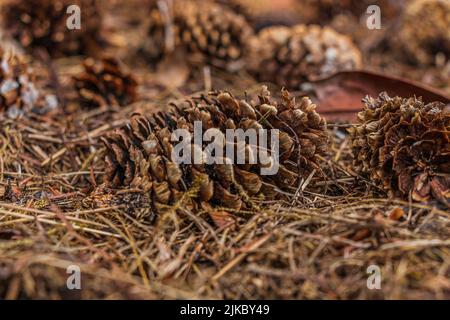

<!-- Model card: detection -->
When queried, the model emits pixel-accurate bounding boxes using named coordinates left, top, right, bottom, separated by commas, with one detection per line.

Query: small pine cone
left=397, top=0, right=450, bottom=65
left=248, top=24, right=362, bottom=89
left=73, top=57, right=138, bottom=109
left=144, top=0, right=254, bottom=70
left=102, top=86, right=328, bottom=213
left=0, top=0, right=102, bottom=57
left=0, top=48, right=53, bottom=118
left=349, top=92, right=450, bottom=206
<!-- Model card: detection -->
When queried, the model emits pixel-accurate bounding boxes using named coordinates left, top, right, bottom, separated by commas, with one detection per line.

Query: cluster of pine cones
left=0, top=0, right=448, bottom=213
left=143, top=0, right=362, bottom=81
left=396, top=0, right=450, bottom=65
left=1, top=0, right=446, bottom=85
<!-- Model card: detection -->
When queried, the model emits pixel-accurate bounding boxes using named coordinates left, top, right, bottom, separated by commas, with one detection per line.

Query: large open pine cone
left=248, top=24, right=362, bottom=89
left=349, top=93, right=450, bottom=206
left=397, top=0, right=450, bottom=65
left=102, top=86, right=328, bottom=212
left=144, top=0, right=254, bottom=70
left=0, top=0, right=102, bottom=57
left=74, top=57, right=138, bottom=109
left=0, top=48, right=52, bottom=118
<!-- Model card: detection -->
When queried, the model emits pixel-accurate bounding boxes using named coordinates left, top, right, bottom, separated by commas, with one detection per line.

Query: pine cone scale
left=145, top=0, right=254, bottom=70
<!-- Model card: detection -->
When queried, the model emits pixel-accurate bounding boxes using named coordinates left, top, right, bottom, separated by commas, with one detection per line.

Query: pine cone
left=0, top=48, right=53, bottom=118
left=397, top=0, right=450, bottom=65
left=144, top=0, right=254, bottom=70
left=215, top=0, right=260, bottom=23
left=349, top=92, right=450, bottom=206
left=102, top=86, right=328, bottom=212
left=0, top=0, right=102, bottom=57
left=248, top=24, right=362, bottom=89
left=73, top=57, right=138, bottom=109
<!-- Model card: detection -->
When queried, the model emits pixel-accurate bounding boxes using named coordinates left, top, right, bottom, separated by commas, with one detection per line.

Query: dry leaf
left=306, top=70, right=450, bottom=122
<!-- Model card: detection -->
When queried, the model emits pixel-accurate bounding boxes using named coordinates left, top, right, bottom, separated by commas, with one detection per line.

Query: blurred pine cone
left=73, top=57, right=138, bottom=109
left=397, top=0, right=450, bottom=65
left=350, top=93, right=450, bottom=206
left=248, top=24, right=362, bottom=89
left=0, top=0, right=102, bottom=57
left=102, top=86, right=328, bottom=212
left=144, top=0, right=254, bottom=70
left=0, top=48, right=54, bottom=118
